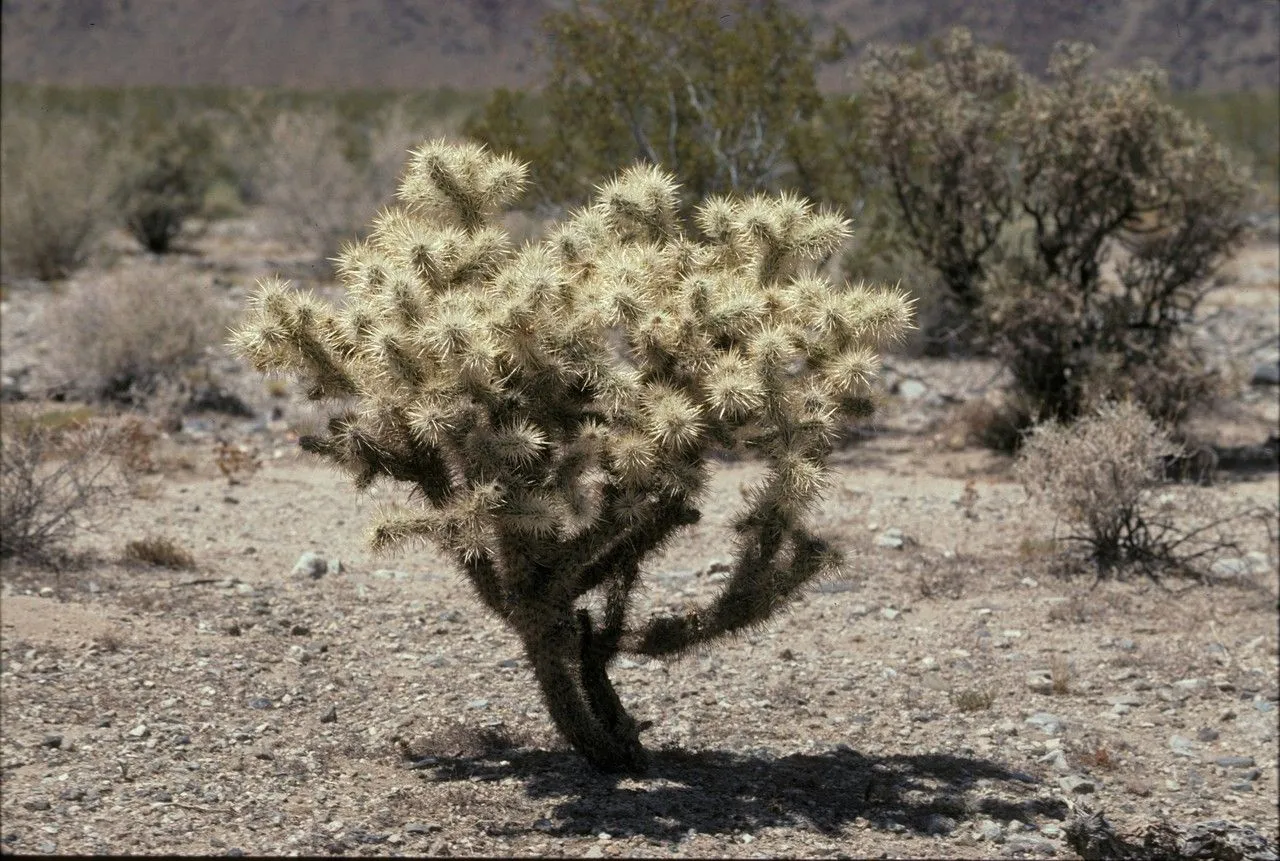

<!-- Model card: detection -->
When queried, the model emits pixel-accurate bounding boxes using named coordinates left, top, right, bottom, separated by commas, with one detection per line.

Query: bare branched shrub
left=49, top=265, right=231, bottom=404
left=0, top=408, right=127, bottom=565
left=0, top=112, right=121, bottom=281
left=1016, top=402, right=1264, bottom=581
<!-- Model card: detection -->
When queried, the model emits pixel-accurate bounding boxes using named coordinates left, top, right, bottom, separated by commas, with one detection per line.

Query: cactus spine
left=232, top=140, right=912, bottom=772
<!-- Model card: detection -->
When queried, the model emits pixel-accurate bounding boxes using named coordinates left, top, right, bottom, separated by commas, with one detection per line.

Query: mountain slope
left=2, top=0, right=1276, bottom=92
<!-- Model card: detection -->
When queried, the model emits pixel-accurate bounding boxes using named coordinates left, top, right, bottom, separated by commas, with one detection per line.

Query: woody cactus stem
left=231, top=140, right=912, bottom=773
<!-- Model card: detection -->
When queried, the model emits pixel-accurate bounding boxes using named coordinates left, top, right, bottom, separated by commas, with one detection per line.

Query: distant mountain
left=2, top=0, right=1277, bottom=93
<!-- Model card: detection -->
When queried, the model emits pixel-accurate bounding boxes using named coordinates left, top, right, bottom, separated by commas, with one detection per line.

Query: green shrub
left=465, top=0, right=838, bottom=209
left=117, top=119, right=219, bottom=253
left=232, top=140, right=912, bottom=772
left=853, top=29, right=1249, bottom=424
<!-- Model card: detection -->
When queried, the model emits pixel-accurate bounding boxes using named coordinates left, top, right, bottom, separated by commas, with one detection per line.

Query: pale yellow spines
left=398, top=139, right=528, bottom=233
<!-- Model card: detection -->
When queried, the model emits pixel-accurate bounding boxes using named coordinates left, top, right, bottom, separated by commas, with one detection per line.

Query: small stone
left=1168, top=734, right=1197, bottom=757
left=37, top=843, right=57, bottom=854
left=39, top=734, right=62, bottom=749
left=38, top=586, right=54, bottom=598
left=1252, top=360, right=1280, bottom=385
left=880, top=607, right=901, bottom=621
left=289, top=624, right=310, bottom=636
left=978, top=820, right=1004, bottom=842
left=128, top=724, right=149, bottom=738
left=923, top=814, right=956, bottom=835
left=1026, top=672, right=1054, bottom=695
left=22, top=798, right=51, bottom=811
left=292, top=552, right=335, bottom=580
left=897, top=379, right=928, bottom=399
left=1040, top=824, right=1062, bottom=838
left=404, top=822, right=441, bottom=835
left=1173, top=678, right=1205, bottom=691
left=1058, top=775, right=1096, bottom=794
left=1195, top=727, right=1220, bottom=742
left=1004, top=836, right=1057, bottom=856
left=1105, top=694, right=1143, bottom=706
left=466, top=699, right=490, bottom=709
left=875, top=528, right=906, bottom=550
left=1038, top=750, right=1070, bottom=772
left=320, top=705, right=337, bottom=724
left=1025, top=712, right=1066, bottom=735
left=248, top=697, right=272, bottom=710
left=1214, top=755, right=1256, bottom=768
left=1117, top=639, right=1137, bottom=651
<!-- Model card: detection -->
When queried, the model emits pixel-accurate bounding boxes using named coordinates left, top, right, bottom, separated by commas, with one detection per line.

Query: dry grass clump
left=48, top=264, right=231, bottom=404
left=0, top=112, right=122, bottom=281
left=0, top=407, right=128, bottom=565
left=1017, top=401, right=1268, bottom=581
left=122, top=535, right=195, bottom=570
left=950, top=687, right=996, bottom=713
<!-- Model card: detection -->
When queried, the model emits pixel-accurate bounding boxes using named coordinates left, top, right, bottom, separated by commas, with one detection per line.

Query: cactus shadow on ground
left=416, top=745, right=1064, bottom=841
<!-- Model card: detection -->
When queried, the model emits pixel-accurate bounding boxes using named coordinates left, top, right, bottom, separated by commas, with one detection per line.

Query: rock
left=1196, top=727, right=1220, bottom=742
left=1168, top=734, right=1197, bottom=757
left=897, top=379, right=928, bottom=400
left=1058, top=775, right=1096, bottom=794
left=879, top=607, right=901, bottom=621
left=875, top=528, right=906, bottom=550
left=978, top=820, right=1005, bottom=842
left=292, top=552, right=341, bottom=579
left=466, top=699, right=489, bottom=710
left=1026, top=672, right=1054, bottom=695
left=37, top=843, right=57, bottom=855
left=404, top=822, right=442, bottom=835
left=128, top=724, right=149, bottom=738
left=1251, top=361, right=1280, bottom=385
left=22, top=798, right=51, bottom=811
left=289, top=624, right=310, bottom=636
left=1003, top=835, right=1057, bottom=855
left=1025, top=713, right=1066, bottom=735
left=320, top=705, right=337, bottom=724
left=923, top=814, right=956, bottom=835
left=39, top=734, right=62, bottom=749
left=1105, top=694, right=1144, bottom=707
left=1215, top=755, right=1256, bottom=768
left=1038, top=750, right=1071, bottom=773
left=248, top=697, right=272, bottom=710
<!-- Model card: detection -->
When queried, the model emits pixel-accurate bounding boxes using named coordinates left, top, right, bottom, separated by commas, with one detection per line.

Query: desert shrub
left=465, top=0, right=838, bottom=209
left=0, top=111, right=121, bottom=281
left=1016, top=402, right=1261, bottom=581
left=117, top=118, right=219, bottom=253
left=233, top=140, right=912, bottom=772
left=49, top=265, right=231, bottom=404
left=122, top=535, right=195, bottom=570
left=853, top=30, right=1249, bottom=418
left=0, top=408, right=128, bottom=565
left=261, top=108, right=430, bottom=272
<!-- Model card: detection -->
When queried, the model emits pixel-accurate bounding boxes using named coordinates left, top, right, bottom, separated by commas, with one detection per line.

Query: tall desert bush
left=233, top=140, right=912, bottom=772
left=117, top=118, right=219, bottom=253
left=854, top=30, right=1249, bottom=422
left=0, top=112, right=121, bottom=281
left=466, top=0, right=837, bottom=210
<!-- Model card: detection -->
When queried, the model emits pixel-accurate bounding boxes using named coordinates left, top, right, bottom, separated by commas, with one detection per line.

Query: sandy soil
left=1, top=221, right=1277, bottom=858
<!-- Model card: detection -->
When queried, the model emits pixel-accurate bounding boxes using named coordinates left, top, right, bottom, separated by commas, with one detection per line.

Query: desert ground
left=1, top=215, right=1277, bottom=858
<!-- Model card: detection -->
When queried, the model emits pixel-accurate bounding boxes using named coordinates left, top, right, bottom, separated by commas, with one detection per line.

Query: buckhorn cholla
left=232, top=140, right=912, bottom=773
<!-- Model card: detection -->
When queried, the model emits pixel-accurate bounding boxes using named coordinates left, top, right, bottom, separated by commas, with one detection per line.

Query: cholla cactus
left=232, top=140, right=912, bottom=772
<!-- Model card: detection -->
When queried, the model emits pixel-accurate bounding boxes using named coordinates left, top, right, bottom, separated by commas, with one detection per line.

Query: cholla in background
left=232, top=140, right=912, bottom=772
